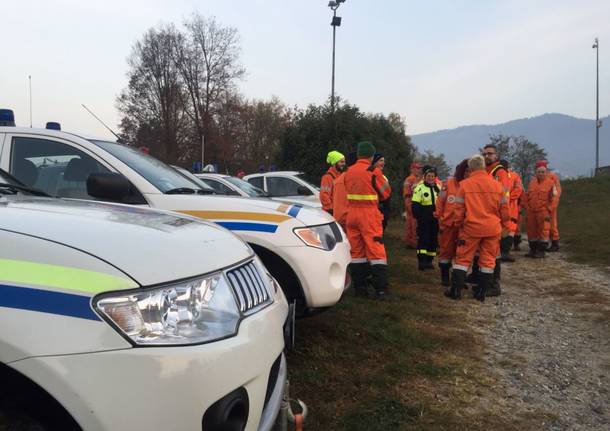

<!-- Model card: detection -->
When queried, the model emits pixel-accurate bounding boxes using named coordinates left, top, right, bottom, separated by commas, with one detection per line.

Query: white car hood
left=0, top=196, right=252, bottom=286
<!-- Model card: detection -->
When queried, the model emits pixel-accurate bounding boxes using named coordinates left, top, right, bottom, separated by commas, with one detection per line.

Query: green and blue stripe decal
left=0, top=259, right=137, bottom=321
left=0, top=284, right=100, bottom=321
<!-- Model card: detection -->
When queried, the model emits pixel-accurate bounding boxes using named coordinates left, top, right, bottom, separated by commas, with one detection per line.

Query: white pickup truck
left=0, top=115, right=351, bottom=315
left=0, top=167, right=288, bottom=431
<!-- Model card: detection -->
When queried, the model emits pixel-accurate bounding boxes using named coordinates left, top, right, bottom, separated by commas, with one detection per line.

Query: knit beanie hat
left=372, top=152, right=384, bottom=166
left=357, top=141, right=376, bottom=158
left=326, top=150, right=345, bottom=166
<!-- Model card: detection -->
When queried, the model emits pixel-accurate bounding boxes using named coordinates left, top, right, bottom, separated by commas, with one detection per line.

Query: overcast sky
left=2, top=0, right=609, bottom=139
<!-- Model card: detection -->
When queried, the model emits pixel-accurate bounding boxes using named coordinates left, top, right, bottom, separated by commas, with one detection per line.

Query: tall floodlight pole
left=593, top=38, right=600, bottom=174
left=328, top=0, right=346, bottom=112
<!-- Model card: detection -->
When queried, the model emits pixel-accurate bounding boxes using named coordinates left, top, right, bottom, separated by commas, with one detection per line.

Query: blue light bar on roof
left=0, top=109, right=16, bottom=126
left=46, top=122, right=61, bottom=130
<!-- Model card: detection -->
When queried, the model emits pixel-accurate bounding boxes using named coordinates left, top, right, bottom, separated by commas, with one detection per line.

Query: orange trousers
left=550, top=208, right=559, bottom=240
left=453, top=234, right=500, bottom=273
left=347, top=206, right=387, bottom=265
left=404, top=207, right=418, bottom=247
left=526, top=210, right=550, bottom=242
left=438, top=226, right=459, bottom=264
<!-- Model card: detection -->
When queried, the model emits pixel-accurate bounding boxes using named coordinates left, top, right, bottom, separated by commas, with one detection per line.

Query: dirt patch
left=468, top=250, right=610, bottom=431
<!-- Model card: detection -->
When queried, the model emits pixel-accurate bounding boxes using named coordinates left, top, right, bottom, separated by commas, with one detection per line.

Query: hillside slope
left=412, top=113, right=610, bottom=177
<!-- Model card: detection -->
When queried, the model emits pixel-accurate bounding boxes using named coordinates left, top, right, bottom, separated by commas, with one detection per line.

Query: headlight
left=294, top=223, right=337, bottom=250
left=95, top=273, right=241, bottom=346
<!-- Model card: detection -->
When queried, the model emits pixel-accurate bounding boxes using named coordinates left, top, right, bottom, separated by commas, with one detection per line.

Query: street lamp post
left=328, top=0, right=346, bottom=112
left=593, top=37, right=601, bottom=174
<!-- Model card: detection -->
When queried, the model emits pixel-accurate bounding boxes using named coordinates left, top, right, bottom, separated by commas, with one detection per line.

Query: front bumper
left=283, top=238, right=351, bottom=309
left=9, top=300, right=287, bottom=431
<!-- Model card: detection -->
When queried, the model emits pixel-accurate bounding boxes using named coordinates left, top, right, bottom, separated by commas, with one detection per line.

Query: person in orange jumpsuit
left=373, top=153, right=391, bottom=232
left=345, top=141, right=391, bottom=299
left=523, top=163, right=559, bottom=258
left=332, top=152, right=357, bottom=232
left=435, top=159, right=469, bottom=286
left=446, top=155, right=510, bottom=301
left=403, top=162, right=422, bottom=248
left=498, top=160, right=523, bottom=262
left=320, top=150, right=346, bottom=214
left=535, top=160, right=562, bottom=251
left=482, top=144, right=512, bottom=296
left=512, top=171, right=525, bottom=251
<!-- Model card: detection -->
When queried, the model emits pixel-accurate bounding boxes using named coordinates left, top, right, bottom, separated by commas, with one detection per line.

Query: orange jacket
left=320, top=166, right=341, bottom=211
left=454, top=170, right=509, bottom=238
left=524, top=176, right=559, bottom=214
left=435, top=177, right=461, bottom=228
left=486, top=161, right=511, bottom=198
left=547, top=172, right=562, bottom=199
left=332, top=172, right=348, bottom=226
left=345, top=159, right=391, bottom=208
left=403, top=173, right=420, bottom=209
left=508, top=170, right=523, bottom=220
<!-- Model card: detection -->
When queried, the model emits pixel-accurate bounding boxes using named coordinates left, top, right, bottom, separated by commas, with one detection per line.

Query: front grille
left=226, top=261, right=271, bottom=314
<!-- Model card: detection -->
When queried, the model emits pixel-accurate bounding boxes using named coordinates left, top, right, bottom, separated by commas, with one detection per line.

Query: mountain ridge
left=411, top=113, right=610, bottom=178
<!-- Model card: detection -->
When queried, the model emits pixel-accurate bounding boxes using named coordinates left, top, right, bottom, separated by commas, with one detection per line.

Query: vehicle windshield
left=91, top=141, right=205, bottom=193
left=225, top=176, right=268, bottom=197
left=0, top=168, right=50, bottom=197
left=171, top=166, right=216, bottom=192
left=295, top=173, right=320, bottom=191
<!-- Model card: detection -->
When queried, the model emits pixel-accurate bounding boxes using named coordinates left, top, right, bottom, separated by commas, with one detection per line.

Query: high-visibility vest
left=345, top=159, right=391, bottom=207
left=412, top=181, right=438, bottom=207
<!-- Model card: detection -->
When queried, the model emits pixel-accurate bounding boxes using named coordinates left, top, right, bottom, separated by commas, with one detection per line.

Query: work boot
left=424, top=255, right=435, bottom=270
left=370, top=264, right=389, bottom=300
left=445, top=268, right=466, bottom=300
left=534, top=242, right=547, bottom=258
left=548, top=240, right=560, bottom=252
left=487, top=260, right=502, bottom=297
left=439, top=262, right=451, bottom=286
left=474, top=273, right=493, bottom=303
left=417, top=254, right=427, bottom=271
left=351, top=262, right=369, bottom=297
left=466, top=258, right=479, bottom=284
left=524, top=241, right=537, bottom=258
left=500, top=236, right=515, bottom=262
left=513, top=234, right=522, bottom=251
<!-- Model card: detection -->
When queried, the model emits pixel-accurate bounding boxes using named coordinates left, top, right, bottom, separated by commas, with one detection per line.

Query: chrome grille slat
left=226, top=261, right=272, bottom=314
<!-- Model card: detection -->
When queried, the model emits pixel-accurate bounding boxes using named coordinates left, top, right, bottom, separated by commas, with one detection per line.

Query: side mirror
left=87, top=172, right=131, bottom=202
left=297, top=186, right=313, bottom=196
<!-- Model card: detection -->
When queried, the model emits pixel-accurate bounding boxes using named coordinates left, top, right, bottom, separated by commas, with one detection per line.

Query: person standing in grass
left=412, top=166, right=440, bottom=271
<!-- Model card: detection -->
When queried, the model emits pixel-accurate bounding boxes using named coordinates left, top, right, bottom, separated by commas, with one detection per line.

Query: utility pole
left=328, top=0, right=346, bottom=113
left=593, top=37, right=601, bottom=175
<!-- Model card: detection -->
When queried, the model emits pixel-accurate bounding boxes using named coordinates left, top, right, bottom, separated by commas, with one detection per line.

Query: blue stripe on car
left=216, top=222, right=278, bottom=233
left=287, top=205, right=302, bottom=218
left=0, top=284, right=101, bottom=321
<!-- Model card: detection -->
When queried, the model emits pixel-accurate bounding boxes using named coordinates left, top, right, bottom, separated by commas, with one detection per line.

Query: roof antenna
left=28, top=75, right=33, bottom=128
left=81, top=104, right=122, bottom=142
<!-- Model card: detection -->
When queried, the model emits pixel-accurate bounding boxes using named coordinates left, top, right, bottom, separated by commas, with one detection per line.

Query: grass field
left=286, top=222, right=528, bottom=431
left=556, top=175, right=610, bottom=267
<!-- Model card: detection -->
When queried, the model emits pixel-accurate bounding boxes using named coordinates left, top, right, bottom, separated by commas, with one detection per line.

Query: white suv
left=243, top=171, right=321, bottom=208
left=0, top=120, right=350, bottom=315
left=0, top=168, right=288, bottom=431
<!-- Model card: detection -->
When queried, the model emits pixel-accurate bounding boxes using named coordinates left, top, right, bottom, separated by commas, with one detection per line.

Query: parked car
left=243, top=171, right=321, bottom=206
left=0, top=167, right=288, bottom=431
left=0, top=114, right=350, bottom=316
left=196, top=172, right=322, bottom=209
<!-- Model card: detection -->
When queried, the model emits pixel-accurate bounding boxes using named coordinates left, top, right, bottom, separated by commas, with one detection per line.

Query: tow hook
left=274, top=379, right=308, bottom=431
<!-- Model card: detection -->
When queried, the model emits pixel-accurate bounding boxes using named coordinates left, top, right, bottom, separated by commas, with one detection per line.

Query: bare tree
left=510, top=135, right=548, bottom=185
left=117, top=24, right=188, bottom=163
left=417, top=149, right=451, bottom=179
left=176, top=13, right=246, bottom=164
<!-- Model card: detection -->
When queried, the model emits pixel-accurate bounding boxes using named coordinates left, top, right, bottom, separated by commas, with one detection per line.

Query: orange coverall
left=403, top=174, right=420, bottom=247
left=320, top=166, right=341, bottom=213
left=345, top=160, right=391, bottom=264
left=435, top=177, right=461, bottom=265
left=524, top=177, right=559, bottom=242
left=332, top=172, right=348, bottom=231
left=508, top=170, right=524, bottom=235
left=453, top=170, right=510, bottom=272
left=547, top=172, right=562, bottom=241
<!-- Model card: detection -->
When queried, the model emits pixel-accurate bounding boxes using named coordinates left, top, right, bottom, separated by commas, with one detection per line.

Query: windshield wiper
left=165, top=187, right=211, bottom=195
left=0, top=183, right=51, bottom=197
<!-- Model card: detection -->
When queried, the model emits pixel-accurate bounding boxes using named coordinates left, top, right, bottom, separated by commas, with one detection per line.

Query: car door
left=1, top=134, right=145, bottom=203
